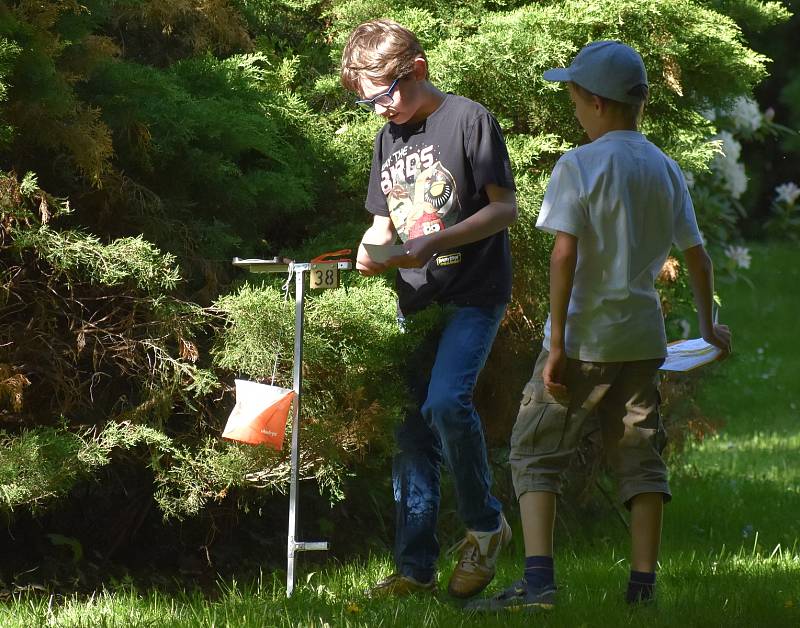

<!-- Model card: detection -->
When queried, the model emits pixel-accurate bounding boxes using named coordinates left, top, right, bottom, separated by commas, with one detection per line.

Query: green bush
left=212, top=275, right=445, bottom=490
left=321, top=0, right=782, bottom=336
left=0, top=1, right=789, bottom=529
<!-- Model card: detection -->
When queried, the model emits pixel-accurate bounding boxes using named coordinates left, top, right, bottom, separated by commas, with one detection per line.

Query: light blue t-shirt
left=537, top=130, right=703, bottom=362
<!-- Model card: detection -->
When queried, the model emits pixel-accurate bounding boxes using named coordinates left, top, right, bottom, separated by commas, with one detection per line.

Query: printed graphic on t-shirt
left=380, top=144, right=459, bottom=243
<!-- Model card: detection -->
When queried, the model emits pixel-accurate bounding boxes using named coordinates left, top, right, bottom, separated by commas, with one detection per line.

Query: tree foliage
left=0, top=169, right=439, bottom=519
left=0, top=0, right=789, bottom=532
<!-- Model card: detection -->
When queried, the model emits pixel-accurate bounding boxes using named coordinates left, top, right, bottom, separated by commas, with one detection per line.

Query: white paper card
left=363, top=243, right=405, bottom=264
left=660, top=338, right=723, bottom=372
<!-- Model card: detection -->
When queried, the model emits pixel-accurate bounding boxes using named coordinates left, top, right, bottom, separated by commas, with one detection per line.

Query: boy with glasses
left=340, top=19, right=518, bottom=598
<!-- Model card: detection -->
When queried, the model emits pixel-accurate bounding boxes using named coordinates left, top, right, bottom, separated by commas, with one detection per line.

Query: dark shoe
left=367, top=573, right=437, bottom=598
left=465, top=580, right=556, bottom=612
left=447, top=513, right=512, bottom=598
left=626, top=588, right=657, bottom=607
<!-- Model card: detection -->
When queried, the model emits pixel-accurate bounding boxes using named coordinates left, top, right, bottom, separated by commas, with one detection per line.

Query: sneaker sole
left=466, top=599, right=555, bottom=613
left=509, top=600, right=555, bottom=611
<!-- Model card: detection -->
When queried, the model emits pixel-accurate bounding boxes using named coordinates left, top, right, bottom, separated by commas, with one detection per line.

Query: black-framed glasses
left=355, top=77, right=401, bottom=112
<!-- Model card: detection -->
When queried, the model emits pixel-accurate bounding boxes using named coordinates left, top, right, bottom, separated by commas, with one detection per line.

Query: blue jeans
left=393, top=303, right=505, bottom=582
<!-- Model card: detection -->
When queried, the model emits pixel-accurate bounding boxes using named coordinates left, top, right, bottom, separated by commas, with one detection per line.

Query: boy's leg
left=379, top=326, right=444, bottom=596
left=519, top=490, right=556, bottom=557
left=390, top=407, right=443, bottom=589
left=510, top=353, right=606, bottom=605
left=630, top=492, right=663, bottom=572
left=420, top=303, right=507, bottom=598
left=597, top=359, right=669, bottom=603
left=627, top=491, right=662, bottom=603
left=469, top=352, right=617, bottom=611
left=519, top=490, right=557, bottom=595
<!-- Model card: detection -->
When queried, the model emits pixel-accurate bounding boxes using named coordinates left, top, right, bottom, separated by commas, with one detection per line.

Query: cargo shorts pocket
left=653, top=391, right=668, bottom=454
left=511, top=381, right=568, bottom=457
left=623, top=388, right=667, bottom=452
left=627, top=418, right=667, bottom=453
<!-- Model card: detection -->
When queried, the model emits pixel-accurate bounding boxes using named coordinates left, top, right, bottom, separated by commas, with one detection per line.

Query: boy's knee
left=616, top=463, right=671, bottom=509
left=422, top=389, right=473, bottom=430
left=511, top=469, right=562, bottom=500
left=621, top=487, right=672, bottom=510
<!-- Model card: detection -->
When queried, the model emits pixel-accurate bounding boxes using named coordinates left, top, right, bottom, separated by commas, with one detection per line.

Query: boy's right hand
left=702, top=323, right=732, bottom=358
left=543, top=346, right=570, bottom=404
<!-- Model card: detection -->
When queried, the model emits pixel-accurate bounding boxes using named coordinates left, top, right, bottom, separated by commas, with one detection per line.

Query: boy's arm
left=683, top=244, right=732, bottom=355
left=543, top=230, right=578, bottom=401
left=390, top=184, right=517, bottom=268
left=356, top=215, right=397, bottom=276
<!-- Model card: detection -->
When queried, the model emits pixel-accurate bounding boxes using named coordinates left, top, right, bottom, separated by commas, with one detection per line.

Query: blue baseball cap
left=543, top=40, right=648, bottom=104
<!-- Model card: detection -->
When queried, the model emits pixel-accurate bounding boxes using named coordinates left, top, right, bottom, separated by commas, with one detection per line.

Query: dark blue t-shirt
left=366, top=94, right=515, bottom=315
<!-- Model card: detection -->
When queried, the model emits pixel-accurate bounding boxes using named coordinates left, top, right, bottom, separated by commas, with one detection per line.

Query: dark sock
left=626, top=570, right=656, bottom=604
left=524, top=555, right=555, bottom=591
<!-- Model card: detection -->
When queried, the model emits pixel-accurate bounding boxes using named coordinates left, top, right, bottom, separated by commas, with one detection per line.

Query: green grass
left=2, top=241, right=799, bottom=626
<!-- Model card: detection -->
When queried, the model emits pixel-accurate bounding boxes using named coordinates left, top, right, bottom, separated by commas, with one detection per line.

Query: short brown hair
left=340, top=19, right=427, bottom=93
left=571, top=81, right=648, bottom=126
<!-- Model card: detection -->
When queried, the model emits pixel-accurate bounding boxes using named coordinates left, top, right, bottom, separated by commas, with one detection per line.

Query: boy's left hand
left=387, top=233, right=438, bottom=269
left=702, top=322, right=732, bottom=358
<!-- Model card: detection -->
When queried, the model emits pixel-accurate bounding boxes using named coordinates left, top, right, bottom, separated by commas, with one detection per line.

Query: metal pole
left=287, top=267, right=305, bottom=597
left=231, top=258, right=340, bottom=597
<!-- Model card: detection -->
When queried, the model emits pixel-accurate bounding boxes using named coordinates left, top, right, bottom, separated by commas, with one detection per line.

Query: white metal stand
left=232, top=257, right=353, bottom=597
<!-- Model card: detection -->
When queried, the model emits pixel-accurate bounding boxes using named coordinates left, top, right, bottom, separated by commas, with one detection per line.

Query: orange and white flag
left=222, top=379, right=295, bottom=449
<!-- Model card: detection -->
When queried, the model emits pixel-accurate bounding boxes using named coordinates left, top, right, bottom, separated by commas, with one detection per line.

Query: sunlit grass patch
left=677, top=430, right=800, bottom=480
left=1, top=240, right=798, bottom=626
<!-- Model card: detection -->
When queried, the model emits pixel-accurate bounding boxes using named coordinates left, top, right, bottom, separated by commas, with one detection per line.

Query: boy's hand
left=356, top=243, right=388, bottom=276
left=387, top=233, right=438, bottom=269
left=543, top=347, right=569, bottom=404
left=701, top=323, right=732, bottom=358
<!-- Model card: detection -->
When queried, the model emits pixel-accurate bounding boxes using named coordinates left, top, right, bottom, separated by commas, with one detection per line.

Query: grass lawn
left=2, top=241, right=799, bottom=627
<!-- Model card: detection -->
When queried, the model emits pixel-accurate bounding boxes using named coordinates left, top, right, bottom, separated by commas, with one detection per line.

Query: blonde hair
left=570, top=81, right=648, bottom=127
left=340, top=19, right=427, bottom=92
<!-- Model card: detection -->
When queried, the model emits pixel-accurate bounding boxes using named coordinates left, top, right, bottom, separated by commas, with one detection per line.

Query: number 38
left=310, top=265, right=338, bottom=289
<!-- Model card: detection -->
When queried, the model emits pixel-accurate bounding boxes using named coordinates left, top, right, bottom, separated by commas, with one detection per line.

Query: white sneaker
left=447, top=513, right=512, bottom=598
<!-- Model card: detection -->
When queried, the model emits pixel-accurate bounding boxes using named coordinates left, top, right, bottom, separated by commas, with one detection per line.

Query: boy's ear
left=592, top=94, right=606, bottom=116
left=411, top=57, right=428, bottom=81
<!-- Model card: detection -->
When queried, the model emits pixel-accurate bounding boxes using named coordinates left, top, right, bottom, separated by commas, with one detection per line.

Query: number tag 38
left=309, top=263, right=339, bottom=290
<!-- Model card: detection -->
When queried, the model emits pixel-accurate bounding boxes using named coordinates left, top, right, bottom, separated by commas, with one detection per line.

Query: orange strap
left=310, top=249, right=352, bottom=264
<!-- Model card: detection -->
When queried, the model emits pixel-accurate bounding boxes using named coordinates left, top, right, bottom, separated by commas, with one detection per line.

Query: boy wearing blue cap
left=468, top=40, right=732, bottom=612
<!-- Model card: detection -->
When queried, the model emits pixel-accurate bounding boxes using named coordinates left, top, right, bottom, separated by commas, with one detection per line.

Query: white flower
left=716, top=131, right=741, bottom=161
left=728, top=96, right=762, bottom=133
left=724, top=245, right=751, bottom=269
left=775, top=182, right=800, bottom=206
left=700, top=107, right=716, bottom=121
left=711, top=132, right=747, bottom=199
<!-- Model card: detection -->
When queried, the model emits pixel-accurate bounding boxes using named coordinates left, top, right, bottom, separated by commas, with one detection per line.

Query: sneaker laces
left=448, top=515, right=507, bottom=572
left=448, top=535, right=479, bottom=573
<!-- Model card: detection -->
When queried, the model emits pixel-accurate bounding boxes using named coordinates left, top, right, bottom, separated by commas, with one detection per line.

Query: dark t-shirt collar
left=389, top=93, right=452, bottom=141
